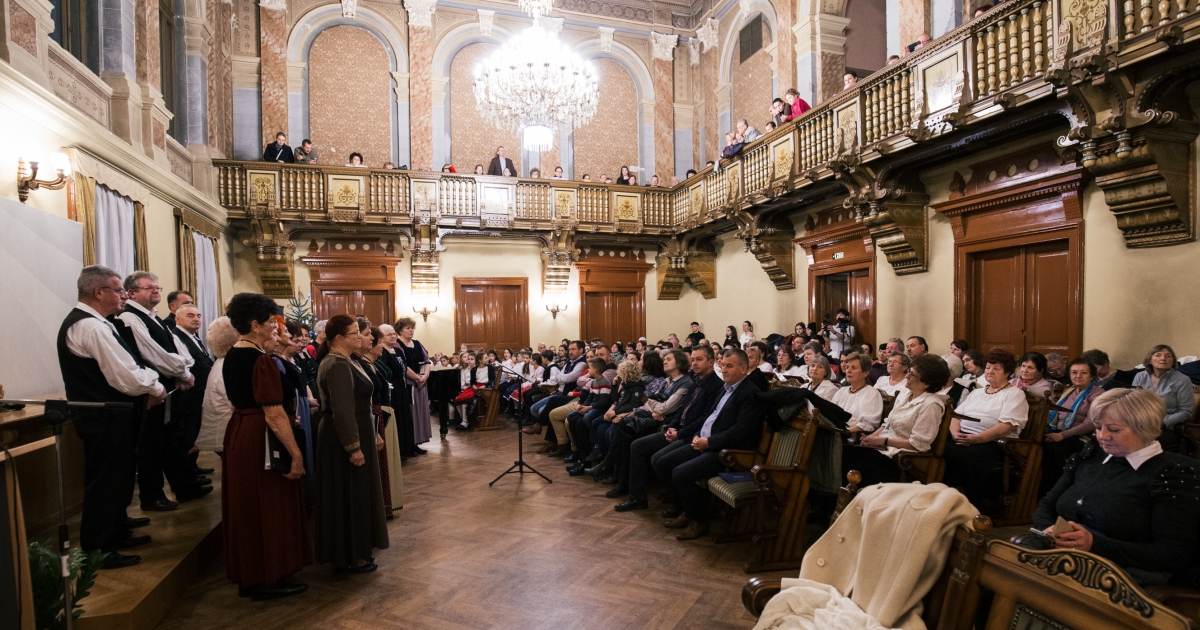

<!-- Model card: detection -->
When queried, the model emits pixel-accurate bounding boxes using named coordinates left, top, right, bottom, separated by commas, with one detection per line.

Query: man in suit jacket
left=263, top=132, right=294, bottom=163
left=737, top=119, right=762, bottom=143
left=654, top=347, right=763, bottom=540
left=171, top=305, right=215, bottom=475
left=486, top=145, right=517, bottom=176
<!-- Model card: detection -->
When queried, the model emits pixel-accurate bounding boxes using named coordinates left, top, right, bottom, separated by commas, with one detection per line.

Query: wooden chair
left=743, top=471, right=994, bottom=630
left=472, top=378, right=504, bottom=431
left=895, top=404, right=955, bottom=485
left=991, top=391, right=1049, bottom=526
left=706, top=410, right=821, bottom=573
left=977, top=541, right=1191, bottom=630
left=879, top=392, right=896, bottom=423
left=1177, top=386, right=1200, bottom=457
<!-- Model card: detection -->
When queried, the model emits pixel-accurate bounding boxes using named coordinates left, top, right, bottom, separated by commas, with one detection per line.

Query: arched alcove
left=308, top=26, right=393, bottom=167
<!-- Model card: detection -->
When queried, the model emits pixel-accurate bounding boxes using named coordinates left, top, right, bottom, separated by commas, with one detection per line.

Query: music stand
left=1, top=398, right=133, bottom=630
left=489, top=366, right=551, bottom=486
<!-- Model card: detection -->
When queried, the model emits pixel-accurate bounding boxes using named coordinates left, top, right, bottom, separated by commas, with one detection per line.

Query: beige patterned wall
left=732, top=24, right=773, bottom=136
left=449, top=43, right=522, bottom=174
left=574, top=59, right=638, bottom=182
left=308, top=26, right=393, bottom=167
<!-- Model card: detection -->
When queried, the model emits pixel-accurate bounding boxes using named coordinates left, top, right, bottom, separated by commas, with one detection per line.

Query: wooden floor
left=155, top=420, right=792, bottom=629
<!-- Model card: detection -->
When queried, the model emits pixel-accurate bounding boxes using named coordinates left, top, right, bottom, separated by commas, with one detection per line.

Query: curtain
left=93, top=184, right=136, bottom=278
left=211, top=236, right=223, bottom=310
left=177, top=222, right=197, bottom=296
left=134, top=202, right=150, bottom=271
left=74, top=175, right=97, bottom=266
left=193, top=231, right=219, bottom=340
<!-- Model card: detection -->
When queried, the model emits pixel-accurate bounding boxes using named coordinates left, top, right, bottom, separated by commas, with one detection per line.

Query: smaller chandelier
left=517, top=0, right=554, bottom=17
left=474, top=19, right=599, bottom=152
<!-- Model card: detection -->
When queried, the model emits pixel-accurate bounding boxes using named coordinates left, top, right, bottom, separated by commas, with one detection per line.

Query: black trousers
left=75, top=412, right=137, bottom=552
left=840, top=445, right=902, bottom=487
left=137, top=397, right=201, bottom=503
left=629, top=432, right=672, bottom=500
left=653, top=440, right=723, bottom=523
left=942, top=441, right=1004, bottom=508
left=612, top=421, right=661, bottom=487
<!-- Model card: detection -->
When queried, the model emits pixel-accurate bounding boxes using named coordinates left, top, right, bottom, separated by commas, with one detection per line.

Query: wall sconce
left=18, top=153, right=73, bottom=203
left=414, top=305, right=437, bottom=322
left=412, top=285, right=438, bottom=322
left=545, top=292, right=569, bottom=319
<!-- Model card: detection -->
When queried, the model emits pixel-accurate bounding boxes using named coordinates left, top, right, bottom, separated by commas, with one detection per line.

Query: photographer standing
left=825, top=308, right=856, bottom=357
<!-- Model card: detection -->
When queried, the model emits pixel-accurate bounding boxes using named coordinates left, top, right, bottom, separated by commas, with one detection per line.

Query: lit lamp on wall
left=545, top=290, right=569, bottom=319
left=17, top=153, right=73, bottom=203
left=412, top=285, right=438, bottom=322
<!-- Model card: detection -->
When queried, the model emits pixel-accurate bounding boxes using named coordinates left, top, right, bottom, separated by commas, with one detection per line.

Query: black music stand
left=489, top=366, right=551, bottom=486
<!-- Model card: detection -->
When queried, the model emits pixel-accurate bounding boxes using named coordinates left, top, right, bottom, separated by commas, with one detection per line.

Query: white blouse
left=831, top=384, right=885, bottom=433
left=879, top=390, right=946, bottom=458
left=775, top=365, right=806, bottom=381
left=757, top=362, right=774, bottom=374
left=874, top=374, right=908, bottom=397
left=803, top=379, right=840, bottom=413
left=955, top=385, right=1029, bottom=437
left=739, top=332, right=755, bottom=347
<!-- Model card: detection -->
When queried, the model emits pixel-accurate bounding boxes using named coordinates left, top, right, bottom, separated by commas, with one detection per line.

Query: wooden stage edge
left=68, top=452, right=223, bottom=630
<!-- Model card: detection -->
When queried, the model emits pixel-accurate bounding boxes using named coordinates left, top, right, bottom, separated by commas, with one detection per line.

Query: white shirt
left=879, top=390, right=946, bottom=458
left=775, top=365, right=806, bottom=381
left=739, top=332, right=755, bottom=347
left=802, top=379, right=840, bottom=413
left=955, top=385, right=1029, bottom=437
left=116, top=300, right=194, bottom=380
left=1105, top=441, right=1164, bottom=471
left=831, top=384, right=885, bottom=432
left=756, top=362, right=774, bottom=374
left=196, top=357, right=231, bottom=451
left=500, top=359, right=516, bottom=382
left=874, top=374, right=908, bottom=397
left=65, top=303, right=165, bottom=398
left=827, top=323, right=857, bottom=356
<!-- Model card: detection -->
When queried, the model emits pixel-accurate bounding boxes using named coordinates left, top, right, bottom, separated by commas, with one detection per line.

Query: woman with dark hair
left=314, top=315, right=388, bottom=573
left=347, top=152, right=364, bottom=167
left=943, top=348, right=1031, bottom=507
left=1132, top=344, right=1195, bottom=444
left=842, top=354, right=951, bottom=486
left=616, top=165, right=632, bottom=185
left=395, top=317, right=433, bottom=443
left=739, top=321, right=756, bottom=348
left=775, top=346, right=805, bottom=379
left=276, top=318, right=318, bottom=503
left=723, top=325, right=739, bottom=349
left=474, top=164, right=484, bottom=175
left=949, top=339, right=969, bottom=358
left=1010, top=351, right=1055, bottom=398
left=221, top=293, right=310, bottom=600
left=1041, top=357, right=1104, bottom=493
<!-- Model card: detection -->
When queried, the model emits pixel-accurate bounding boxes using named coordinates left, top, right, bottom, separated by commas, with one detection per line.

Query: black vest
left=57, top=308, right=142, bottom=408
left=172, top=328, right=214, bottom=390
left=121, top=304, right=179, bottom=386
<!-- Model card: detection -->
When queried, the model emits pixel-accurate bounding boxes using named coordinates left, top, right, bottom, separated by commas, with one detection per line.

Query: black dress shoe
left=100, top=552, right=141, bottom=570
left=141, top=499, right=178, bottom=512
left=176, top=486, right=214, bottom=503
left=614, top=498, right=648, bottom=511
left=661, top=506, right=682, bottom=519
left=125, top=516, right=151, bottom=529
left=115, top=534, right=152, bottom=550
left=600, top=475, right=618, bottom=485
left=196, top=476, right=213, bottom=486
left=249, top=579, right=308, bottom=601
left=567, top=463, right=587, bottom=476
left=195, top=467, right=215, bottom=475
left=563, top=453, right=580, bottom=464
left=605, top=485, right=629, bottom=498
left=336, top=561, right=378, bottom=574
left=413, top=448, right=428, bottom=456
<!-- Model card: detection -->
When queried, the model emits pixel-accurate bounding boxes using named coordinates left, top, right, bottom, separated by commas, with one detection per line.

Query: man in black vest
left=170, top=304, right=214, bottom=475
left=115, top=271, right=211, bottom=511
left=58, top=266, right=168, bottom=569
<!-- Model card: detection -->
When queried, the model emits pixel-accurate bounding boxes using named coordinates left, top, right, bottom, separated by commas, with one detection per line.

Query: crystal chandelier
left=517, top=0, right=554, bottom=17
left=473, top=19, right=599, bottom=152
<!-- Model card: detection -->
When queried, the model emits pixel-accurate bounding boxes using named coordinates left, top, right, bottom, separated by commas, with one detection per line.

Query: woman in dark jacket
left=1027, top=388, right=1200, bottom=585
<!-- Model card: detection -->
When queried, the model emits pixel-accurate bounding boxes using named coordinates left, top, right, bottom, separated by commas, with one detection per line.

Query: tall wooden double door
left=581, top=289, right=644, bottom=345
left=965, top=241, right=1070, bottom=358
left=315, top=290, right=393, bottom=327
left=454, top=278, right=529, bottom=350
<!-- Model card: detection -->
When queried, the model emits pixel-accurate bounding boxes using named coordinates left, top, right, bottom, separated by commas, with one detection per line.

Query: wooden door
left=581, top=289, right=645, bottom=344
left=847, top=269, right=873, bottom=348
left=818, top=273, right=849, bottom=325
left=454, top=278, right=529, bottom=350
left=967, top=240, right=1069, bottom=357
left=314, top=289, right=391, bottom=327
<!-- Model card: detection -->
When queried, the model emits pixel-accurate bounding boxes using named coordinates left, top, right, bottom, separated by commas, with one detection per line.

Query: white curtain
left=193, top=231, right=219, bottom=341
left=93, top=184, right=135, bottom=278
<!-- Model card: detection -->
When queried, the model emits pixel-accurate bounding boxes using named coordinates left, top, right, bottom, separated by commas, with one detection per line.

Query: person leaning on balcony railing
left=782, top=88, right=811, bottom=121
left=293, top=139, right=317, bottom=165
left=769, top=98, right=789, bottom=126
left=843, top=71, right=858, bottom=91
left=736, top=119, right=762, bottom=143
left=264, top=132, right=295, bottom=163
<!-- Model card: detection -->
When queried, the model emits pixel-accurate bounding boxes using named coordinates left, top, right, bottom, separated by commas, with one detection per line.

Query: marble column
left=206, top=0, right=234, bottom=156
left=899, top=0, right=932, bottom=52
left=407, top=0, right=437, bottom=171
left=259, top=5, right=288, bottom=150
left=774, top=0, right=796, bottom=93
left=651, top=32, right=677, bottom=182
left=703, top=41, right=718, bottom=164
left=101, top=0, right=145, bottom=148
left=793, top=12, right=849, bottom=106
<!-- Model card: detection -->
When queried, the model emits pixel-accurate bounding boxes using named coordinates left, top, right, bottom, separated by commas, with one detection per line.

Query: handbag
left=265, top=423, right=307, bottom=473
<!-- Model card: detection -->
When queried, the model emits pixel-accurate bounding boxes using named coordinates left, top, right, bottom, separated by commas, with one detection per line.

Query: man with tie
left=58, top=266, right=167, bottom=569
left=115, top=271, right=211, bottom=511
left=171, top=304, right=215, bottom=476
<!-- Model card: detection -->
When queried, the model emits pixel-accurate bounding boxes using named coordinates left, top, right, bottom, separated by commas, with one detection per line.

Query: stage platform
left=45, top=452, right=223, bottom=630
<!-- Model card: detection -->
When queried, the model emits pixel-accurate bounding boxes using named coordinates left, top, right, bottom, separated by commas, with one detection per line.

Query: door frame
left=452, top=277, right=529, bottom=350
left=575, top=249, right=652, bottom=342
left=579, top=286, right=648, bottom=343
left=933, top=146, right=1087, bottom=359
left=301, top=237, right=402, bottom=324
left=795, top=208, right=877, bottom=348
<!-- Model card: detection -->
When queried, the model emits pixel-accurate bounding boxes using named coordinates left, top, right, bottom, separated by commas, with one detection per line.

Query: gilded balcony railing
left=743, top=141, right=772, bottom=195
left=704, top=167, right=727, bottom=212
left=367, top=170, right=408, bottom=214
left=797, top=109, right=835, bottom=173
left=973, top=1, right=1051, bottom=97
left=643, top=191, right=674, bottom=227
left=578, top=185, right=611, bottom=223
left=1120, top=0, right=1197, bottom=39
left=862, top=68, right=913, bottom=144
left=515, top=181, right=553, bottom=220
left=438, top=175, right=477, bottom=216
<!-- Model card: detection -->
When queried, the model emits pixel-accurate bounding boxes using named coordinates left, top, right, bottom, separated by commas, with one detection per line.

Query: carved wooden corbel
left=861, top=193, right=930, bottom=275
left=742, top=215, right=796, bottom=290
left=542, top=225, right=578, bottom=293
left=655, top=236, right=717, bottom=299
left=242, top=201, right=296, bottom=298
left=1088, top=124, right=1198, bottom=247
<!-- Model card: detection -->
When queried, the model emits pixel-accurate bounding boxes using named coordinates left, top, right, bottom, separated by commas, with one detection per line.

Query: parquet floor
left=155, top=419, right=794, bottom=629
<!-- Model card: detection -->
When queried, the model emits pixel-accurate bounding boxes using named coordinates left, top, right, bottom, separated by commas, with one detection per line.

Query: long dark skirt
left=840, top=446, right=902, bottom=487
left=314, top=412, right=390, bottom=568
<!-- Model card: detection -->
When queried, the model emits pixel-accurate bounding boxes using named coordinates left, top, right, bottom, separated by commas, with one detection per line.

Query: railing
left=215, top=0, right=1198, bottom=235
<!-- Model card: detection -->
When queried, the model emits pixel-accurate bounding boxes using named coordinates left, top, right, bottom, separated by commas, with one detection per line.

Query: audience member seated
left=487, top=146, right=517, bottom=176
left=1132, top=344, right=1195, bottom=451
left=906, top=336, right=928, bottom=358
left=1028, top=388, right=1200, bottom=586
left=842, top=354, right=951, bottom=486
left=347, top=152, right=365, bottom=167
left=874, top=352, right=909, bottom=397
left=949, top=339, right=968, bottom=359
left=474, top=164, right=484, bottom=175
left=293, top=139, right=317, bottom=165
left=736, top=119, right=762, bottom=143
left=802, top=356, right=839, bottom=406
left=1009, top=351, right=1054, bottom=398
left=943, top=348, right=1030, bottom=508
left=529, top=168, right=541, bottom=178
left=263, top=132, right=294, bottom=163
left=1041, top=357, right=1103, bottom=494
left=1044, top=352, right=1069, bottom=385
left=656, top=348, right=764, bottom=541
left=550, top=358, right=611, bottom=459
left=832, top=353, right=885, bottom=437
left=774, top=346, right=806, bottom=380
left=446, top=351, right=491, bottom=430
